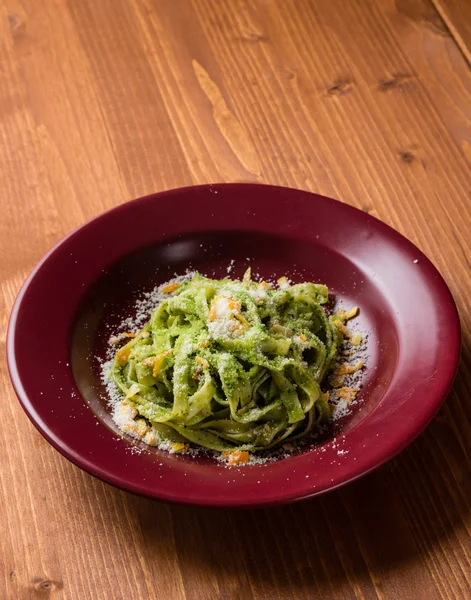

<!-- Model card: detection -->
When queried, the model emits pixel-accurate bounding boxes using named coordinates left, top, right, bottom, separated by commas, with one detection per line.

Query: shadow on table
left=126, top=335, right=471, bottom=598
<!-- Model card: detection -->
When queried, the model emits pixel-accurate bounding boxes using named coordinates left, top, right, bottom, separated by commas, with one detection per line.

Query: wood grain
left=431, top=0, right=471, bottom=65
left=1, top=1, right=471, bottom=598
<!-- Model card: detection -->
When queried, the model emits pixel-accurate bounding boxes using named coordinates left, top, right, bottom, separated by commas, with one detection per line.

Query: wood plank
left=1, top=0, right=471, bottom=598
left=389, top=0, right=471, bottom=166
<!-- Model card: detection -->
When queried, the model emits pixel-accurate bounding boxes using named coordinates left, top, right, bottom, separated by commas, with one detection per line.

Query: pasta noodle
left=109, top=272, right=353, bottom=453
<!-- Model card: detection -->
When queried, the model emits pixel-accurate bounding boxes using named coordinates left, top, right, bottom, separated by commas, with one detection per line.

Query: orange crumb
left=277, top=276, right=289, bottom=287
left=122, top=332, right=137, bottom=338
left=195, top=356, right=209, bottom=368
left=227, top=451, right=250, bottom=465
left=299, top=333, right=307, bottom=342
left=337, top=387, right=359, bottom=403
left=152, top=349, right=174, bottom=377
left=116, top=338, right=138, bottom=365
left=144, top=432, right=158, bottom=446
left=334, top=362, right=356, bottom=375
left=209, top=295, right=240, bottom=321
left=117, top=346, right=131, bottom=366
left=283, top=443, right=295, bottom=452
left=227, top=298, right=241, bottom=311
left=343, top=307, right=359, bottom=320
left=350, top=332, right=362, bottom=346
left=259, top=281, right=271, bottom=290
left=332, top=320, right=349, bottom=337
left=122, top=423, right=139, bottom=435
left=171, top=442, right=189, bottom=453
left=162, top=282, right=180, bottom=294
left=122, top=418, right=148, bottom=437
left=324, top=390, right=330, bottom=402
left=336, top=307, right=359, bottom=320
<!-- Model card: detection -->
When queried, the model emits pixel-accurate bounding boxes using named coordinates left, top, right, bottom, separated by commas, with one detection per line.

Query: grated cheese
left=100, top=265, right=369, bottom=464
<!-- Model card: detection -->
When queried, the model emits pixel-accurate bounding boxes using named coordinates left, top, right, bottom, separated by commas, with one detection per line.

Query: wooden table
left=1, top=1, right=470, bottom=598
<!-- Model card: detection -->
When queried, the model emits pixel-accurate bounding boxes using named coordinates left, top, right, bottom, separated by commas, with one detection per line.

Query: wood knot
left=378, top=73, right=411, bottom=92
left=9, top=570, right=16, bottom=580
left=326, top=79, right=354, bottom=96
left=32, top=579, right=63, bottom=593
left=7, top=12, right=25, bottom=37
left=8, top=13, right=18, bottom=29
left=285, top=71, right=295, bottom=80
left=241, top=32, right=269, bottom=43
left=400, top=151, right=415, bottom=163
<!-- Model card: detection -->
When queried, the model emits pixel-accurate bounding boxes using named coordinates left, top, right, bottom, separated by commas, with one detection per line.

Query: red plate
left=7, top=184, right=460, bottom=507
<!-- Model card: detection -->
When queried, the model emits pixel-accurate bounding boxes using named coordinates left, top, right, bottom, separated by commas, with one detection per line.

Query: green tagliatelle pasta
left=110, top=272, right=351, bottom=453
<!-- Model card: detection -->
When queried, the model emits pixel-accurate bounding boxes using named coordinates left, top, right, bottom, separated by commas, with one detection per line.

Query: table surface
left=1, top=1, right=470, bottom=598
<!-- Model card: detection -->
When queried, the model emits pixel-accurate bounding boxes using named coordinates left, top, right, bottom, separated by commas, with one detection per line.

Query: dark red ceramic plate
left=7, top=184, right=460, bottom=507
